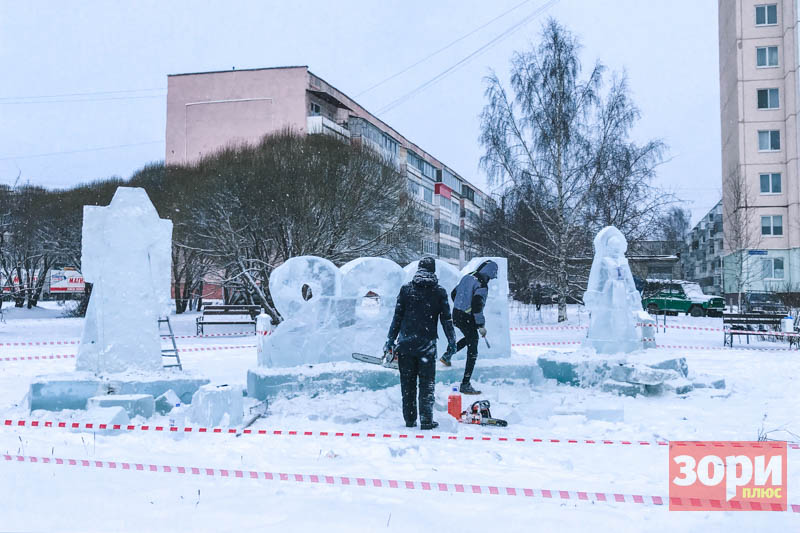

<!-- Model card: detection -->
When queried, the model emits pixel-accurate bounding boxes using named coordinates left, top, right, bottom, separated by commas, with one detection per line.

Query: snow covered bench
left=722, top=313, right=788, bottom=347
left=196, top=304, right=260, bottom=335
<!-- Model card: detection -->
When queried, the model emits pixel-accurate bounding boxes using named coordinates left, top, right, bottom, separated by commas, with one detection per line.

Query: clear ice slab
left=247, top=357, right=543, bottom=401
left=76, top=187, right=172, bottom=374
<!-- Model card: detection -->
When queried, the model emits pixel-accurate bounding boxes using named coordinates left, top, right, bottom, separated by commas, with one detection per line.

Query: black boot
left=420, top=421, right=439, bottom=430
left=460, top=382, right=481, bottom=395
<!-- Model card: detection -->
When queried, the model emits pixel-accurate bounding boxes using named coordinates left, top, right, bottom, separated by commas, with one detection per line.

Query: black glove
left=478, top=326, right=487, bottom=337
left=383, top=340, right=393, bottom=355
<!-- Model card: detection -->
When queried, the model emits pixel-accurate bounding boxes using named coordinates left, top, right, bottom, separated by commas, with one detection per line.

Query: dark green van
left=641, top=280, right=724, bottom=317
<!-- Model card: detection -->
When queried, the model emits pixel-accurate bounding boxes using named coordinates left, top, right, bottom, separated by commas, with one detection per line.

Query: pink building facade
left=165, top=65, right=491, bottom=266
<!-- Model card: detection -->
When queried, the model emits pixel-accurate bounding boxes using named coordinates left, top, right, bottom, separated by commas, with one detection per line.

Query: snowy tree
left=479, top=19, right=666, bottom=321
left=722, top=169, right=762, bottom=309
left=0, top=185, right=55, bottom=308
left=186, top=131, right=422, bottom=322
left=658, top=206, right=692, bottom=244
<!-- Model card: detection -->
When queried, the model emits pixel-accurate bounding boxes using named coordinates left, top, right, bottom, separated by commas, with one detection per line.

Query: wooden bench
left=722, top=313, right=786, bottom=347
left=196, top=304, right=260, bottom=335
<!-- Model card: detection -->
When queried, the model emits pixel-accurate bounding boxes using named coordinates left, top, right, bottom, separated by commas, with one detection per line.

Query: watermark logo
left=669, top=441, right=787, bottom=511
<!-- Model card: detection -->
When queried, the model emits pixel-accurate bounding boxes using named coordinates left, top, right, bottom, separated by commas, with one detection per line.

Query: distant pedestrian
left=385, top=257, right=457, bottom=430
left=533, top=283, right=543, bottom=311
left=439, top=260, right=498, bottom=395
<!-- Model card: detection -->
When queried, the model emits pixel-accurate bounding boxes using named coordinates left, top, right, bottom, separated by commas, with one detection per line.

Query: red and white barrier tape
left=511, top=341, right=583, bottom=347
left=0, top=344, right=256, bottom=363
left=0, top=354, right=75, bottom=362
left=174, top=344, right=256, bottom=353
left=655, top=343, right=797, bottom=353
left=5, top=420, right=798, bottom=449
left=172, top=331, right=255, bottom=340
left=2, top=453, right=671, bottom=508
left=0, top=339, right=78, bottom=348
left=638, top=322, right=800, bottom=339
left=636, top=323, right=722, bottom=333
left=510, top=325, right=588, bottom=332
left=510, top=340, right=797, bottom=352
left=0, top=331, right=254, bottom=348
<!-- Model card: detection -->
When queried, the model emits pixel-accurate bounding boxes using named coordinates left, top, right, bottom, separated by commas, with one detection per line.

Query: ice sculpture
left=269, top=255, right=341, bottom=321
left=583, top=226, right=641, bottom=354
left=76, top=187, right=173, bottom=373
left=340, top=257, right=406, bottom=307
left=258, top=255, right=511, bottom=368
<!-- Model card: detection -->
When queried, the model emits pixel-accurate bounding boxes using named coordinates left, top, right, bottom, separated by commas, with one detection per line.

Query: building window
left=309, top=102, right=321, bottom=115
left=450, top=199, right=460, bottom=217
left=419, top=212, right=434, bottom=230
left=757, top=88, right=779, bottom=109
left=756, top=46, right=779, bottom=67
left=758, top=130, right=780, bottom=151
left=422, top=240, right=438, bottom=255
left=756, top=4, right=778, bottom=25
left=441, top=168, right=461, bottom=191
left=407, top=179, right=420, bottom=198
left=759, top=172, right=781, bottom=193
left=762, top=257, right=784, bottom=279
left=761, top=215, right=783, bottom=236
left=423, top=186, right=433, bottom=204
left=350, top=117, right=398, bottom=159
left=438, top=243, right=460, bottom=260
left=407, top=151, right=437, bottom=181
left=441, top=220, right=459, bottom=238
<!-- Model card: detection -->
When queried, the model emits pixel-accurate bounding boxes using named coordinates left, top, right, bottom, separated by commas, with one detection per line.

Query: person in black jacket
left=439, top=260, right=498, bottom=395
left=385, top=257, right=457, bottom=430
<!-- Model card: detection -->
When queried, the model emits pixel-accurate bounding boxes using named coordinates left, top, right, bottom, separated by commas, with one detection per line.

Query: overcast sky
left=0, top=0, right=720, bottom=224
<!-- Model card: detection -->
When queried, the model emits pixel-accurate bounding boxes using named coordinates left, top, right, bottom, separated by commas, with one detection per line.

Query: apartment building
left=682, top=201, right=725, bottom=295
left=165, top=65, right=490, bottom=267
left=719, top=0, right=799, bottom=296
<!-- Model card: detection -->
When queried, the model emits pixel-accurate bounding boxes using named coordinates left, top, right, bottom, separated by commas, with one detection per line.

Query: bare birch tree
left=722, top=169, right=761, bottom=309
left=479, top=19, right=666, bottom=321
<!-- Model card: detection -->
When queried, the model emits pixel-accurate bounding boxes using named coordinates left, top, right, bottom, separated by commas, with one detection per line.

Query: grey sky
left=0, top=1, right=720, bottom=224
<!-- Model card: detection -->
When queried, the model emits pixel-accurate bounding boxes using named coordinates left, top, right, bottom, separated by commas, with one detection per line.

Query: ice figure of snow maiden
left=583, top=226, right=640, bottom=354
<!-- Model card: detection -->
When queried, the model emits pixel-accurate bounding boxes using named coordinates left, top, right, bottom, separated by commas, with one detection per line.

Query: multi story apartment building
left=682, top=201, right=725, bottom=295
left=165, top=65, right=491, bottom=267
left=719, top=1, right=799, bottom=297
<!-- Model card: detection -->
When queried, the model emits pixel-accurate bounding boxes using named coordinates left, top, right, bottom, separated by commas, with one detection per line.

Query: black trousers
left=397, top=351, right=436, bottom=426
left=453, top=309, right=479, bottom=385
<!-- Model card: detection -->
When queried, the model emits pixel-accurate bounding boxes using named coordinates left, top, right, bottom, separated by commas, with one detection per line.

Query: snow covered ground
left=0, top=302, right=798, bottom=532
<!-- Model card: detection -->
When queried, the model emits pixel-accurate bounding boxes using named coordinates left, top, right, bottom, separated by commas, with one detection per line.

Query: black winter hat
left=418, top=256, right=436, bottom=273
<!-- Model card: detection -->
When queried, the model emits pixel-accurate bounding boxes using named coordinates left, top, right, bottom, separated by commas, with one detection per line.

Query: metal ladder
left=158, top=316, right=182, bottom=370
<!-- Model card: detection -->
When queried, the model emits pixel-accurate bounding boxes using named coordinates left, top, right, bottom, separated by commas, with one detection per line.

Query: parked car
left=641, top=279, right=724, bottom=317
left=741, top=292, right=787, bottom=315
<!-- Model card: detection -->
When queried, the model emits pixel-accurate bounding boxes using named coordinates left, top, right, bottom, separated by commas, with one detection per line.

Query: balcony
left=307, top=115, right=350, bottom=140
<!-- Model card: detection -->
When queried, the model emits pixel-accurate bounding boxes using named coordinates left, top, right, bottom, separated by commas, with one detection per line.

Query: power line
left=0, top=87, right=166, bottom=102
left=376, top=0, right=558, bottom=116
left=0, top=140, right=164, bottom=161
left=0, top=93, right=166, bottom=106
left=356, top=0, right=534, bottom=98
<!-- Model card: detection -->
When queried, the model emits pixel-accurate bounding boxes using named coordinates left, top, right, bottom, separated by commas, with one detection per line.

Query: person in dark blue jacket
left=439, top=260, right=498, bottom=395
left=385, top=257, right=457, bottom=430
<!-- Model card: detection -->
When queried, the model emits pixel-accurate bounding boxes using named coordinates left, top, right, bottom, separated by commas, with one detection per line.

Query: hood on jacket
left=474, top=260, right=498, bottom=283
